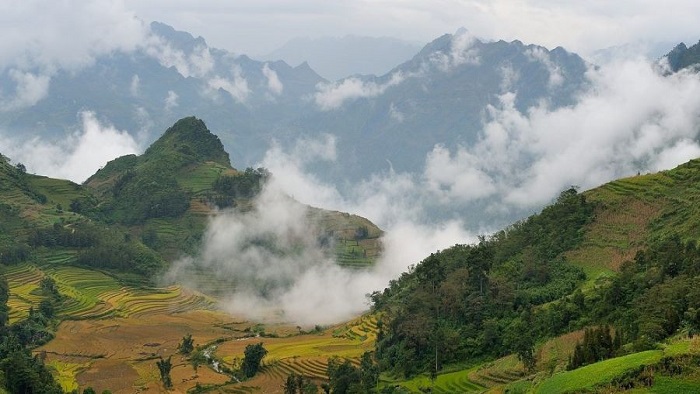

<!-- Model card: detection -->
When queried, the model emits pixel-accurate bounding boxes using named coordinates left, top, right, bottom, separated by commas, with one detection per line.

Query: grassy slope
left=573, top=159, right=700, bottom=275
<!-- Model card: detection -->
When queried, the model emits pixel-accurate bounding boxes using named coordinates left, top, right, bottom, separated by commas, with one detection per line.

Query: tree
left=83, top=388, right=96, bottom=394
left=178, top=333, right=194, bottom=355
left=69, top=199, right=82, bottom=213
left=327, top=357, right=361, bottom=394
left=190, top=350, right=208, bottom=376
left=360, top=351, right=379, bottom=392
left=156, top=356, right=173, bottom=388
left=38, top=299, right=55, bottom=319
left=15, top=163, right=26, bottom=173
left=241, top=342, right=268, bottom=378
left=283, top=373, right=300, bottom=394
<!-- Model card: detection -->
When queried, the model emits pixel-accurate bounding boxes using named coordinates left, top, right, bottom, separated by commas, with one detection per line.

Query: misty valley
left=2, top=16, right=700, bottom=394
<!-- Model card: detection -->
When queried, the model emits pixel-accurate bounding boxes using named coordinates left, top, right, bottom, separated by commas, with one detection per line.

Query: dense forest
left=372, top=187, right=700, bottom=379
left=372, top=188, right=594, bottom=376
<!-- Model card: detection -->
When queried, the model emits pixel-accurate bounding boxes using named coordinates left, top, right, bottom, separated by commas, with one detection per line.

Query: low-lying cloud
left=0, top=111, right=140, bottom=183
left=426, top=59, right=700, bottom=209
left=165, top=179, right=473, bottom=326
left=262, top=63, right=284, bottom=96
left=206, top=66, right=250, bottom=103
left=429, top=28, right=481, bottom=72
left=172, top=56, right=700, bottom=326
left=145, top=39, right=215, bottom=79
left=314, top=71, right=406, bottom=110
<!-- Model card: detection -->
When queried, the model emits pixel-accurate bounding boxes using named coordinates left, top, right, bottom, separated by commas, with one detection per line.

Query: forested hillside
left=371, top=158, right=700, bottom=392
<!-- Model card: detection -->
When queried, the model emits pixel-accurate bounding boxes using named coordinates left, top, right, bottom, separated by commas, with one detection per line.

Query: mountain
left=589, top=40, right=680, bottom=64
left=0, top=21, right=327, bottom=166
left=0, top=24, right=589, bottom=181
left=664, top=40, right=700, bottom=72
left=260, top=35, right=423, bottom=81
left=299, top=31, right=589, bottom=181
left=0, top=117, right=382, bottom=270
left=370, top=157, right=700, bottom=390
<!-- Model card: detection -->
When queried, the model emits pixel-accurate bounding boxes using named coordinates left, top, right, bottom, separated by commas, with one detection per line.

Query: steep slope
left=371, top=157, right=700, bottom=388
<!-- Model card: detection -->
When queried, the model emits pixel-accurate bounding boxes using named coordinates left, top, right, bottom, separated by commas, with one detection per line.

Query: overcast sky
left=122, top=0, right=700, bottom=56
left=1, top=0, right=698, bottom=74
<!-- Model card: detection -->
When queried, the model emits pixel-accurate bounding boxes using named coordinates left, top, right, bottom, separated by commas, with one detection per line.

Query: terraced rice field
left=176, top=162, right=233, bottom=195
left=334, top=314, right=379, bottom=341
left=214, top=315, right=379, bottom=392
left=392, top=367, right=486, bottom=393
left=468, top=355, right=524, bottom=389
left=4, top=263, right=216, bottom=322
left=5, top=263, right=44, bottom=322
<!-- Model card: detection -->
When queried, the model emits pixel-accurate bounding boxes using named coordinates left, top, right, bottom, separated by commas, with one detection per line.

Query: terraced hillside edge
left=370, top=158, right=700, bottom=392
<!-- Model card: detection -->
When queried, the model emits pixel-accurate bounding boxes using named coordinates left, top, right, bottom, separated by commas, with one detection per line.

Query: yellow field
left=4, top=263, right=378, bottom=393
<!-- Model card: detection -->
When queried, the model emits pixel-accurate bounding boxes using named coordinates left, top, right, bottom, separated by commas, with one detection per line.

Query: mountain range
left=0, top=23, right=588, bottom=183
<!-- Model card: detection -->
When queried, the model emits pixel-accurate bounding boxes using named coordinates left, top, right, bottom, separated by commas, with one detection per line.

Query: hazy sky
left=122, top=0, right=700, bottom=55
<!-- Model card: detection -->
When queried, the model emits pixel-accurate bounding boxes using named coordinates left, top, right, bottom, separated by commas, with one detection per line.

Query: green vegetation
left=156, top=356, right=173, bottom=388
left=567, top=325, right=621, bottom=370
left=373, top=188, right=592, bottom=377
left=537, top=350, right=663, bottom=393
left=242, top=342, right=268, bottom=378
left=212, top=167, right=270, bottom=206
left=369, top=159, right=700, bottom=392
left=0, top=275, right=63, bottom=393
left=179, top=333, right=195, bottom=355
left=283, top=372, right=319, bottom=394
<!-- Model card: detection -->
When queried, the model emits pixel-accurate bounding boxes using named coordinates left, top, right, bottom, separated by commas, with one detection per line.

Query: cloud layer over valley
left=163, top=56, right=700, bottom=326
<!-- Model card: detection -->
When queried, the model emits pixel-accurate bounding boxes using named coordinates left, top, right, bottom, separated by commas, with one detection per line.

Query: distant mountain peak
left=145, top=116, right=231, bottom=167
left=150, top=21, right=208, bottom=51
left=664, top=40, right=700, bottom=72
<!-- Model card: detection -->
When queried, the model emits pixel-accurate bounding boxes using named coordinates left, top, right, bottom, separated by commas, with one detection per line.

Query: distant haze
left=260, top=36, right=423, bottom=81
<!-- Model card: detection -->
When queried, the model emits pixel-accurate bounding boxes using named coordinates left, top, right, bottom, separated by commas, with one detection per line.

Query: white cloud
left=430, top=29, right=480, bottom=71
left=314, top=71, right=405, bottom=110
left=424, top=59, right=700, bottom=209
left=0, top=0, right=147, bottom=73
left=165, top=167, right=474, bottom=326
left=526, top=46, right=564, bottom=87
left=1, top=69, right=51, bottom=110
left=164, top=90, right=179, bottom=111
left=389, top=102, right=405, bottom=122
left=423, top=145, right=497, bottom=203
left=209, top=55, right=700, bottom=323
left=145, top=39, right=215, bottom=78
left=0, top=111, right=140, bottom=183
left=499, top=64, right=520, bottom=92
left=259, top=135, right=341, bottom=205
left=262, top=63, right=283, bottom=95
left=207, top=66, right=250, bottom=103
left=129, top=74, right=140, bottom=96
